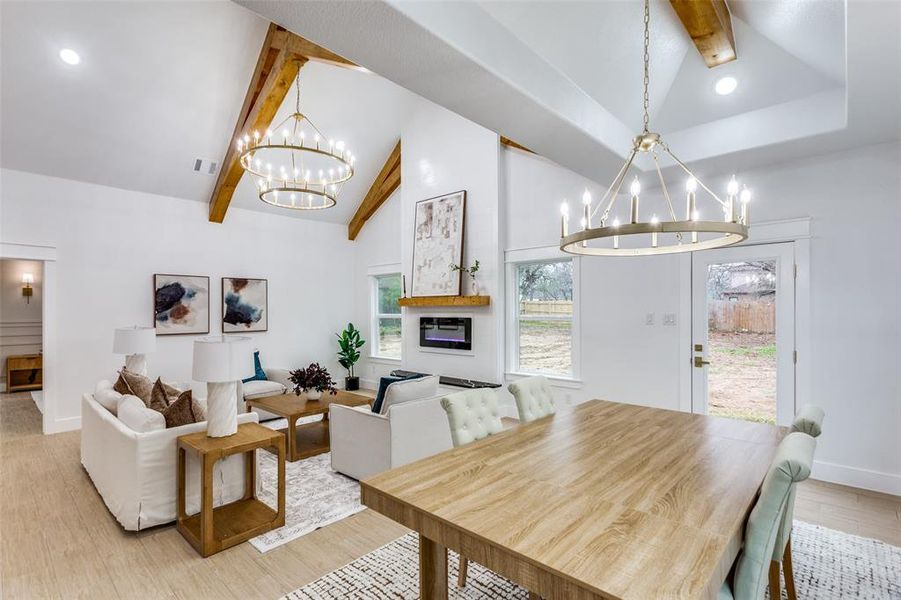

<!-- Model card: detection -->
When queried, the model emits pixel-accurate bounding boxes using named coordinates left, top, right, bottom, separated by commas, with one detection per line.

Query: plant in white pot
left=288, top=363, right=338, bottom=400
left=336, top=323, right=365, bottom=391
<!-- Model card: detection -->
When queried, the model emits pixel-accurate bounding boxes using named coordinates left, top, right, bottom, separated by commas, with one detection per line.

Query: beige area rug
left=250, top=417, right=364, bottom=553
left=282, top=521, right=901, bottom=599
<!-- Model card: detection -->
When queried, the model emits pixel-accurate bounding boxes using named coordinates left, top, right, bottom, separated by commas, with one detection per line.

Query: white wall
left=0, top=258, right=43, bottom=390
left=399, top=103, right=503, bottom=385
left=351, top=188, right=402, bottom=389
left=502, top=142, right=901, bottom=494
left=0, top=168, right=356, bottom=430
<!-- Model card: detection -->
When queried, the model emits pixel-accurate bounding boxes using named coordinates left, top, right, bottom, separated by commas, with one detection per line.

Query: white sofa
left=237, top=367, right=292, bottom=421
left=81, top=386, right=258, bottom=531
left=329, top=376, right=454, bottom=481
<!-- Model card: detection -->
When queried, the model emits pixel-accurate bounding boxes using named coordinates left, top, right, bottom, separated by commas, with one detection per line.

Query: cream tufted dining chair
left=439, top=388, right=506, bottom=590
left=719, top=431, right=816, bottom=600
left=440, top=387, right=505, bottom=448
left=769, top=404, right=825, bottom=600
left=508, top=376, right=556, bottom=423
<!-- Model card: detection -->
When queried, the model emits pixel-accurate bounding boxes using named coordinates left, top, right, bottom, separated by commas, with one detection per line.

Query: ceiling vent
left=192, top=158, right=219, bottom=176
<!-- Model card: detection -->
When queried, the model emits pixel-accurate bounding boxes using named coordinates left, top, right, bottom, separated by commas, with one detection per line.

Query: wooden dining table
left=361, top=399, right=788, bottom=600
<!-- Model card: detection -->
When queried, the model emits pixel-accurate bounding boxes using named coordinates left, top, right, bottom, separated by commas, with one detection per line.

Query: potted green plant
left=288, top=363, right=338, bottom=400
left=336, top=322, right=365, bottom=391
left=450, top=259, right=481, bottom=295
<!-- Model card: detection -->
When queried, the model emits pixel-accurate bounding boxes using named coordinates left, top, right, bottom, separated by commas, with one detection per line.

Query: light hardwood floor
left=1, top=391, right=898, bottom=598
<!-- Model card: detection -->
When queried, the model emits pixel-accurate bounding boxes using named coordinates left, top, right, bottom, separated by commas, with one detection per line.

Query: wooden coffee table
left=245, top=389, right=375, bottom=462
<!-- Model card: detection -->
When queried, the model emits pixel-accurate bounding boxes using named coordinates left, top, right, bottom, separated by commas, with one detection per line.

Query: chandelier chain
left=642, top=0, right=651, bottom=133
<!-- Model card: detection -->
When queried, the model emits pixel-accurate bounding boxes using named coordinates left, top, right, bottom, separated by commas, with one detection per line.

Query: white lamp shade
left=22, top=273, right=34, bottom=284
left=113, top=326, right=156, bottom=355
left=192, top=336, right=255, bottom=383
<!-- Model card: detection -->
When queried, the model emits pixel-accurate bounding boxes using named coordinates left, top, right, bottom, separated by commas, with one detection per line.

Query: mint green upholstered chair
left=508, top=376, right=556, bottom=423
left=440, top=388, right=505, bottom=590
left=719, top=431, right=816, bottom=600
left=768, top=405, right=824, bottom=599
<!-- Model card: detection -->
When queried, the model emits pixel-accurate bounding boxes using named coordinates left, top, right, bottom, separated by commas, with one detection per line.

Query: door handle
left=693, top=356, right=711, bottom=368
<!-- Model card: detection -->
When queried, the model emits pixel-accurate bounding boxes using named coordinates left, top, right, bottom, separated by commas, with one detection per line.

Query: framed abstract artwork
left=153, top=274, right=210, bottom=336
left=222, top=277, right=268, bottom=333
left=411, top=190, right=466, bottom=297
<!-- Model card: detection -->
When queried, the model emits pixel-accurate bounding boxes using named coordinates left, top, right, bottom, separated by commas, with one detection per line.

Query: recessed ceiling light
left=715, top=76, right=737, bottom=95
left=59, top=48, right=81, bottom=65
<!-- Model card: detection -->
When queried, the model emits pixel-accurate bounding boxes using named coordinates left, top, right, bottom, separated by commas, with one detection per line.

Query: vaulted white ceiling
left=239, top=0, right=899, bottom=182
left=2, top=0, right=899, bottom=221
left=0, top=0, right=422, bottom=223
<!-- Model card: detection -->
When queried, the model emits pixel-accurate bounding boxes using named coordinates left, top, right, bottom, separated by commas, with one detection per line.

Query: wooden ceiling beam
left=669, top=0, right=736, bottom=68
left=209, top=24, right=358, bottom=223
left=348, top=140, right=401, bottom=240
left=500, top=136, right=535, bottom=154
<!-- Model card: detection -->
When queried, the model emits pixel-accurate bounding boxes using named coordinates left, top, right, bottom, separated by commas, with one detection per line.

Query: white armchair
left=329, top=376, right=452, bottom=481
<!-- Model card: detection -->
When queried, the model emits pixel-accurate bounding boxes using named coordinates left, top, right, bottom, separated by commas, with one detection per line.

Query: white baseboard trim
left=45, top=416, right=81, bottom=435
left=812, top=460, right=901, bottom=497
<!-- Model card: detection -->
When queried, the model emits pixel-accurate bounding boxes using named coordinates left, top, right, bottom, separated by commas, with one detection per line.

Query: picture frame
left=222, top=277, right=268, bottom=333
left=411, top=190, right=467, bottom=297
left=153, top=274, right=210, bottom=336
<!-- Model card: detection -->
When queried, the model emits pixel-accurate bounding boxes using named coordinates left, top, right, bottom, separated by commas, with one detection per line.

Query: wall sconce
left=22, top=273, right=34, bottom=304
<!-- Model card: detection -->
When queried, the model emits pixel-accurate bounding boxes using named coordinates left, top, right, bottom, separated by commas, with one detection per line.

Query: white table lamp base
left=124, top=353, right=148, bottom=376
left=206, top=381, right=238, bottom=437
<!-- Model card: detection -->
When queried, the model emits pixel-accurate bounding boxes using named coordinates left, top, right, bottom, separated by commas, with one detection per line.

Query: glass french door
left=691, top=242, right=795, bottom=425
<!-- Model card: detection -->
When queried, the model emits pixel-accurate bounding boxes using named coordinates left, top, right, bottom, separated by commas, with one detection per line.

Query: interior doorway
left=0, top=259, right=44, bottom=421
left=691, top=242, right=796, bottom=425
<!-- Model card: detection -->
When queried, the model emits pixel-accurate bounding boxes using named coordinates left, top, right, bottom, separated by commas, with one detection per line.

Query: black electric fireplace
left=419, top=317, right=472, bottom=351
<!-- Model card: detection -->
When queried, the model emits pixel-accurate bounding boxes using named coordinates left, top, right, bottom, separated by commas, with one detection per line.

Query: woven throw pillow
left=113, top=369, right=154, bottom=405
left=162, top=390, right=198, bottom=428
left=149, top=378, right=182, bottom=412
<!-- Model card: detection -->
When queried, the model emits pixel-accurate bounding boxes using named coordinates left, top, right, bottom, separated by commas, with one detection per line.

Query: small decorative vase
left=470, top=277, right=480, bottom=296
left=305, top=388, right=323, bottom=400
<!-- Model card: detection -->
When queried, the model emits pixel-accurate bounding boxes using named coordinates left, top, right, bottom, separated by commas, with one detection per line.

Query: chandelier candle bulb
left=651, top=214, right=659, bottom=248
left=740, top=188, right=751, bottom=225
left=685, top=177, right=697, bottom=220
left=613, top=218, right=620, bottom=249
left=560, top=202, right=570, bottom=237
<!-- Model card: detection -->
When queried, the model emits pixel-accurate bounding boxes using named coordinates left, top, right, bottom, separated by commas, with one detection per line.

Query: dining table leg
left=419, top=533, right=448, bottom=600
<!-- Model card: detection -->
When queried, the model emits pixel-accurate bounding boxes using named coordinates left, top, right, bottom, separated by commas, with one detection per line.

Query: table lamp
left=192, top=336, right=254, bottom=438
left=113, top=326, right=156, bottom=376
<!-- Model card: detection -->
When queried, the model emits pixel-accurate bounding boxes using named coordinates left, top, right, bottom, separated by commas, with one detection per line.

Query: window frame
left=505, top=247, right=581, bottom=383
left=369, top=269, right=403, bottom=362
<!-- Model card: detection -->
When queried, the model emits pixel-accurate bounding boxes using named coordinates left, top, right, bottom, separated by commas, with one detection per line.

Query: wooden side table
left=5, top=354, right=42, bottom=392
left=176, top=422, right=285, bottom=557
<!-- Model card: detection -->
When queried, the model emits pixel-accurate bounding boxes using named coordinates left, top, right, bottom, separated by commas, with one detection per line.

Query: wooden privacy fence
left=520, top=300, right=573, bottom=316
left=709, top=300, right=775, bottom=333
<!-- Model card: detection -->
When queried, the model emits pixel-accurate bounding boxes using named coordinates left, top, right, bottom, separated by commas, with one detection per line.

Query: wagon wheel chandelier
left=559, top=0, right=751, bottom=256
left=236, top=62, right=355, bottom=210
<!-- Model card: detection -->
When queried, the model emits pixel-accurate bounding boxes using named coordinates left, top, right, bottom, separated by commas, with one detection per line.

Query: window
left=372, top=273, right=402, bottom=359
left=513, top=259, right=575, bottom=377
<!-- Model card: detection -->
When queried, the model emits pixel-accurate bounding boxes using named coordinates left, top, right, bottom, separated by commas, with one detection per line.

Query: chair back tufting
left=771, top=404, right=824, bottom=562
left=508, top=376, right=556, bottom=423
left=440, top=388, right=504, bottom=447
left=730, top=432, right=816, bottom=600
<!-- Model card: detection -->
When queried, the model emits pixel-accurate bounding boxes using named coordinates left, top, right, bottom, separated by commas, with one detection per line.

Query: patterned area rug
left=250, top=417, right=364, bottom=553
left=283, top=521, right=901, bottom=599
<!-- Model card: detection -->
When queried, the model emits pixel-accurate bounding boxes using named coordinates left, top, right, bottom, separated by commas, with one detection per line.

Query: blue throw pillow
left=371, top=374, right=424, bottom=414
left=242, top=351, right=268, bottom=383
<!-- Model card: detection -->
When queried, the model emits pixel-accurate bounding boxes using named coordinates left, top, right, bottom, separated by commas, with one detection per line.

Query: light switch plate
left=646, top=313, right=655, bottom=325
left=663, top=313, right=677, bottom=326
